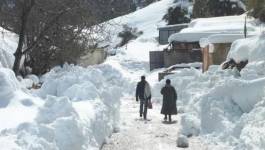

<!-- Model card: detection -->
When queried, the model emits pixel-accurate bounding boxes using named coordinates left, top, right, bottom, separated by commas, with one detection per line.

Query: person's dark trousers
left=140, top=99, right=148, bottom=119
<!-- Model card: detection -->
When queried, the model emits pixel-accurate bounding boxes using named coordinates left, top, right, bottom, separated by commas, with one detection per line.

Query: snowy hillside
left=106, top=0, right=191, bottom=62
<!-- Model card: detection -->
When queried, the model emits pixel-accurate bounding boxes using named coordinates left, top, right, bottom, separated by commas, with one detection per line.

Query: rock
left=177, top=134, right=189, bottom=148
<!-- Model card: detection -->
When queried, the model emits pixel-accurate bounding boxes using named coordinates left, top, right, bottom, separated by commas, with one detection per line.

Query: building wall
left=163, top=42, right=202, bottom=68
left=163, top=50, right=193, bottom=67
left=159, top=30, right=178, bottom=45
left=150, top=42, right=202, bottom=70
left=158, top=24, right=188, bottom=45
left=150, top=51, right=164, bottom=71
left=202, top=46, right=209, bottom=72
left=212, top=43, right=231, bottom=64
left=202, top=43, right=231, bottom=72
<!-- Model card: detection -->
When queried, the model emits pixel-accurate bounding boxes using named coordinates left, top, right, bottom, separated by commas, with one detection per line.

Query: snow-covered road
left=101, top=97, right=207, bottom=150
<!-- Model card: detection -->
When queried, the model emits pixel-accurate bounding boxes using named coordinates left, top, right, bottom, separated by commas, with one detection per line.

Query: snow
left=199, top=33, right=255, bottom=48
left=102, top=97, right=208, bottom=150
left=177, top=134, right=189, bottom=148
left=0, top=63, right=129, bottom=150
left=158, top=23, right=189, bottom=29
left=0, top=1, right=179, bottom=149
left=184, top=14, right=256, bottom=33
left=180, top=114, right=200, bottom=137
left=26, top=75, right=40, bottom=85
left=0, top=68, right=40, bottom=131
left=1, top=0, right=265, bottom=149
left=0, top=68, right=19, bottom=98
left=227, top=34, right=265, bottom=63
left=153, top=32, right=265, bottom=149
left=169, top=32, right=220, bottom=43
left=0, top=27, right=18, bottom=69
left=106, top=0, right=178, bottom=61
left=169, top=62, right=202, bottom=69
left=169, top=14, right=259, bottom=43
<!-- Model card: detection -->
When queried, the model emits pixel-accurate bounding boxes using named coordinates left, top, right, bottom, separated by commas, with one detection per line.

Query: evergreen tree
left=247, top=0, right=265, bottom=22
left=164, top=6, right=190, bottom=25
left=192, top=0, right=245, bottom=18
left=192, top=0, right=209, bottom=18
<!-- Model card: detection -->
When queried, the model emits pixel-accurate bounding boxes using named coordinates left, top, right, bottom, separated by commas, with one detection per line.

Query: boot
left=169, top=114, right=172, bottom=122
left=164, top=115, right=167, bottom=121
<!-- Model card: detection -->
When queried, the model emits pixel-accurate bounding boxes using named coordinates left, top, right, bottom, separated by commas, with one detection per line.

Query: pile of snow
left=153, top=34, right=265, bottom=149
left=0, top=68, right=19, bottom=98
left=0, top=68, right=41, bottom=131
left=177, top=134, right=189, bottom=148
left=0, top=63, right=129, bottom=150
left=228, top=34, right=265, bottom=63
left=0, top=27, right=18, bottom=69
left=153, top=67, right=265, bottom=149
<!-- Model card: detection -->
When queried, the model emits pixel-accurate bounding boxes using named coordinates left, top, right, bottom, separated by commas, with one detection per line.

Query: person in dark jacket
left=136, top=76, right=151, bottom=120
left=160, top=79, right=177, bottom=122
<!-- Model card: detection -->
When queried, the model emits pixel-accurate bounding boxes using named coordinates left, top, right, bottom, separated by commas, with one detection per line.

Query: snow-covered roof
left=167, top=62, right=202, bottom=72
left=168, top=32, right=220, bottom=43
left=158, top=23, right=188, bottom=30
left=169, top=14, right=258, bottom=43
left=186, top=15, right=251, bottom=31
left=199, top=33, right=256, bottom=48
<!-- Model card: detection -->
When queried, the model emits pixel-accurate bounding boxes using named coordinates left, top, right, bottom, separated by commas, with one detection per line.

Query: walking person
left=160, top=79, right=177, bottom=122
left=136, top=76, right=152, bottom=120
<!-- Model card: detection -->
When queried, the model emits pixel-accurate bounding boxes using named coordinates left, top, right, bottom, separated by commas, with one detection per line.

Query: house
left=158, top=24, right=188, bottom=45
left=150, top=32, right=209, bottom=71
left=165, top=32, right=223, bottom=67
left=200, top=34, right=256, bottom=72
left=150, top=14, right=258, bottom=73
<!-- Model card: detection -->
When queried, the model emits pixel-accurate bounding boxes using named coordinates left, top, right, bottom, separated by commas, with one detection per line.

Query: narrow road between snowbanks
left=101, top=97, right=208, bottom=150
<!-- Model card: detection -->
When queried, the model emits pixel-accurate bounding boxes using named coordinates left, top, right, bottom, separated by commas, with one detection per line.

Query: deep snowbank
left=153, top=34, right=265, bottom=149
left=0, top=68, right=40, bottom=132
left=0, top=68, right=19, bottom=98
left=0, top=64, right=129, bottom=150
left=228, top=34, right=265, bottom=63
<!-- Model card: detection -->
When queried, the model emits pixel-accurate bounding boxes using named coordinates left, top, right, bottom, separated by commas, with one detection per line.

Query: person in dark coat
left=136, top=76, right=151, bottom=120
left=160, top=79, right=177, bottom=122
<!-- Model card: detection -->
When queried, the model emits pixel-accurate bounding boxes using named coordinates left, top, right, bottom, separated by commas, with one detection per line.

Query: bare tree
left=0, top=0, right=133, bottom=75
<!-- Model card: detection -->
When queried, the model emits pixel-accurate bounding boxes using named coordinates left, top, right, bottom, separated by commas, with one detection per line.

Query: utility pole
left=244, top=15, right=247, bottom=38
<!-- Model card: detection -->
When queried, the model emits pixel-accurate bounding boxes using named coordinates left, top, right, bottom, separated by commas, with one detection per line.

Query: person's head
left=166, top=79, right=171, bottom=85
left=141, top=76, right=145, bottom=81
